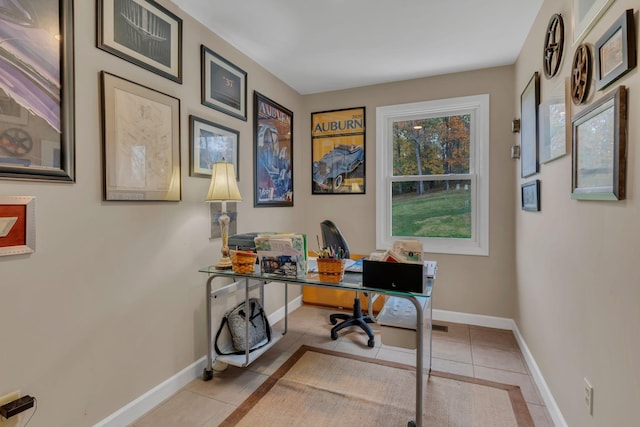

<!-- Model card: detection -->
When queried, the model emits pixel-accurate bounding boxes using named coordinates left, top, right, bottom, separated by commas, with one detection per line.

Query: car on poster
left=312, top=144, right=364, bottom=191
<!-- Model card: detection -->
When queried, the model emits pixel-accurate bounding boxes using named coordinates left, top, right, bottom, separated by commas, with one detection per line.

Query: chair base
left=329, top=297, right=375, bottom=348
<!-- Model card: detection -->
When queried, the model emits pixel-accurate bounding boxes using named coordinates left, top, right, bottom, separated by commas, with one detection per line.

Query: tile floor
left=130, top=305, right=554, bottom=427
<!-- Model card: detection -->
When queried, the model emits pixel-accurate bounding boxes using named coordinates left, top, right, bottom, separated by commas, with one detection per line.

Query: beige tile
left=473, top=365, right=543, bottom=405
left=431, top=357, right=474, bottom=377
left=185, top=368, right=268, bottom=405
left=527, top=402, right=555, bottom=427
left=131, top=390, right=235, bottom=427
left=470, top=326, right=519, bottom=351
left=334, top=338, right=380, bottom=357
left=472, top=344, right=527, bottom=374
left=432, top=336, right=473, bottom=364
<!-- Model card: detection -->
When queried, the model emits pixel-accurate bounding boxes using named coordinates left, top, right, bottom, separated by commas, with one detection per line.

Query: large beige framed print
left=101, top=72, right=181, bottom=201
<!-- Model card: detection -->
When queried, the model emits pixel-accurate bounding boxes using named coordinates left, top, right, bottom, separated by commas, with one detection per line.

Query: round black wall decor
left=543, top=14, right=564, bottom=78
left=571, top=44, right=592, bottom=105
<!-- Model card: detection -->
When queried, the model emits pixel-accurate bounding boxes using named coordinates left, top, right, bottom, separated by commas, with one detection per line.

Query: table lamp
left=206, top=161, right=242, bottom=269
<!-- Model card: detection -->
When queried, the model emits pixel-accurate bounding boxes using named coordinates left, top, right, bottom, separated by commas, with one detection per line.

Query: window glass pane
left=392, top=115, right=471, bottom=176
left=392, top=180, right=472, bottom=238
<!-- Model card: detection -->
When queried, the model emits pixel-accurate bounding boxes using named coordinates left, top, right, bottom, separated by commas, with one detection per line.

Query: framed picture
left=539, top=78, right=570, bottom=164
left=101, top=72, right=181, bottom=201
left=572, top=0, right=615, bottom=45
left=521, top=180, right=541, bottom=212
left=0, top=196, right=35, bottom=257
left=595, top=9, right=636, bottom=91
left=189, top=116, right=239, bottom=179
left=253, top=92, right=293, bottom=207
left=201, top=45, right=247, bottom=121
left=520, top=72, right=540, bottom=178
left=97, top=0, right=183, bottom=83
left=571, top=85, right=627, bottom=200
left=311, top=107, right=366, bottom=194
left=0, top=0, right=75, bottom=182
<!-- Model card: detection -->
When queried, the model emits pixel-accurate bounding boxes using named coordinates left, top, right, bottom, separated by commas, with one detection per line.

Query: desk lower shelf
left=214, top=328, right=285, bottom=368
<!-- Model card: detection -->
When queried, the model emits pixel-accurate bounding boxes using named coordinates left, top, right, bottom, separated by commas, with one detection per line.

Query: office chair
left=320, top=220, right=376, bottom=348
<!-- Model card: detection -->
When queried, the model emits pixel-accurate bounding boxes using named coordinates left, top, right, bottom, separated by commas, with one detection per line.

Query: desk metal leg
left=406, top=296, right=426, bottom=427
left=204, top=276, right=214, bottom=381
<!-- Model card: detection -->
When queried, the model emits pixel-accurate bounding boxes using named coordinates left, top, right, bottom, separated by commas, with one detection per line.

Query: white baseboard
left=511, top=321, right=568, bottom=427
left=93, top=295, right=303, bottom=427
left=433, top=309, right=566, bottom=427
left=93, top=355, right=207, bottom=427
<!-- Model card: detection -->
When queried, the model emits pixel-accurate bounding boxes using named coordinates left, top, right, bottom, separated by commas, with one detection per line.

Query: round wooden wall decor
left=571, top=44, right=592, bottom=105
left=543, top=14, right=564, bottom=79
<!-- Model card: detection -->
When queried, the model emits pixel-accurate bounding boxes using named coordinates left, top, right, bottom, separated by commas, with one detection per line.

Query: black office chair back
left=320, top=220, right=350, bottom=259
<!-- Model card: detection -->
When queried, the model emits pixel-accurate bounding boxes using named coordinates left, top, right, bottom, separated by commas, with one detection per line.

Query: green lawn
left=392, top=190, right=471, bottom=238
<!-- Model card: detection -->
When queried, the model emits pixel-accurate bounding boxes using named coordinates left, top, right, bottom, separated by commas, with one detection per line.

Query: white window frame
left=375, top=94, right=489, bottom=256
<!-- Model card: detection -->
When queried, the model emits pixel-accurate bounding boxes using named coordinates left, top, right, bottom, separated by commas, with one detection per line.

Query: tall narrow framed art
left=0, top=0, right=75, bottom=182
left=253, top=92, right=293, bottom=207
left=520, top=72, right=540, bottom=178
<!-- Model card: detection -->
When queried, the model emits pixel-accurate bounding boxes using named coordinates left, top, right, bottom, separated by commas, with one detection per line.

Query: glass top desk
left=199, top=265, right=434, bottom=427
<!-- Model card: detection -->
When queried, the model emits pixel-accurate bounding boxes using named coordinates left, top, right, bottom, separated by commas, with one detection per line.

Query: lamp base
left=215, top=256, right=233, bottom=270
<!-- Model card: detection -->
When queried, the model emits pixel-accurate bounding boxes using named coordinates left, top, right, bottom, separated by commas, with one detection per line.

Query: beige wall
left=2, top=0, right=637, bottom=426
left=514, top=1, right=640, bottom=426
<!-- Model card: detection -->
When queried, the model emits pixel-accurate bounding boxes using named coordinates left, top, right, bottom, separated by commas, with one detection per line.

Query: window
left=376, top=95, right=489, bottom=256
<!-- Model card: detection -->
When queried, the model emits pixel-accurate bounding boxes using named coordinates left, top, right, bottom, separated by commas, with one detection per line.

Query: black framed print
left=520, top=72, right=540, bottom=178
left=595, top=9, right=636, bottom=91
left=254, top=92, right=293, bottom=207
left=0, top=0, right=75, bottom=182
left=201, top=45, right=247, bottom=121
left=521, top=180, right=540, bottom=211
left=98, top=0, right=183, bottom=83
left=189, top=115, right=239, bottom=179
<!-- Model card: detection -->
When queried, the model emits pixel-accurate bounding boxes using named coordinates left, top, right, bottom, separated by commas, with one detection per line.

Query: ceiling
left=176, top=0, right=544, bottom=94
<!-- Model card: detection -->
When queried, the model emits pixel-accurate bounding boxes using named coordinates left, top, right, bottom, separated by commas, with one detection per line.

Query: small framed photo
left=201, top=45, right=247, bottom=121
left=595, top=9, right=636, bottom=91
left=571, top=85, right=627, bottom=200
left=189, top=116, right=239, bottom=179
left=521, top=180, right=540, bottom=212
left=97, top=0, right=183, bottom=83
left=520, top=72, right=540, bottom=178
left=254, top=92, right=293, bottom=207
left=101, top=72, right=181, bottom=201
left=0, top=196, right=35, bottom=257
left=539, top=78, right=570, bottom=164
left=311, top=107, right=366, bottom=194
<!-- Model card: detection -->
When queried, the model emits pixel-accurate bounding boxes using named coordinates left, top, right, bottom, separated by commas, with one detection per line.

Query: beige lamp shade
left=206, top=162, right=242, bottom=202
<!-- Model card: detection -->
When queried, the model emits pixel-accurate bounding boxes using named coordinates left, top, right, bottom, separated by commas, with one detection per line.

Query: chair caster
left=203, top=368, right=213, bottom=381
left=331, top=331, right=338, bottom=340
left=407, top=421, right=417, bottom=427
left=330, top=318, right=337, bottom=325
left=367, top=338, right=375, bottom=348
